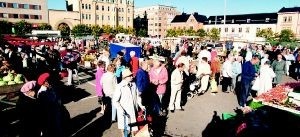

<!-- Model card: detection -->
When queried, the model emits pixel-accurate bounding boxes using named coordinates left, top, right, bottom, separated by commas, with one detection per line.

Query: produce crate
left=222, top=113, right=236, bottom=120
left=0, top=83, right=23, bottom=96
left=262, top=102, right=300, bottom=115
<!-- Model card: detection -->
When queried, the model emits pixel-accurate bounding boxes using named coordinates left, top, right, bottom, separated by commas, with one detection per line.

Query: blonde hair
left=107, top=64, right=116, bottom=72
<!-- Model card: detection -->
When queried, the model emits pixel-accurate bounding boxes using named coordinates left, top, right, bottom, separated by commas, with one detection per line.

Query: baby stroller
left=187, top=76, right=200, bottom=100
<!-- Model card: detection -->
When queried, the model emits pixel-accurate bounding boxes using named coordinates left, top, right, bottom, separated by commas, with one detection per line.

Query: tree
left=38, top=23, right=52, bottom=30
left=185, top=28, right=196, bottom=36
left=102, top=25, right=113, bottom=34
left=115, top=25, right=125, bottom=33
left=166, top=29, right=177, bottom=37
left=208, top=28, right=220, bottom=41
left=196, top=28, right=207, bottom=40
left=256, top=28, right=274, bottom=40
left=279, top=29, right=295, bottom=42
left=127, top=27, right=136, bottom=35
left=0, top=20, right=12, bottom=34
left=71, top=24, right=91, bottom=37
left=57, top=23, right=70, bottom=36
left=137, top=29, right=148, bottom=37
left=14, top=20, right=32, bottom=36
left=91, top=25, right=103, bottom=36
left=175, top=29, right=184, bottom=36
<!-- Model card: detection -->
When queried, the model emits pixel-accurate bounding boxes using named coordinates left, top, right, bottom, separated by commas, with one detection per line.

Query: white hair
left=130, top=51, right=136, bottom=57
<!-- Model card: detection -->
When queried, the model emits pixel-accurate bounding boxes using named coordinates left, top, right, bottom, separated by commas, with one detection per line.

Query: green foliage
left=185, top=28, right=196, bottom=36
left=279, top=29, right=295, bottom=42
left=57, top=23, right=70, bottom=36
left=208, top=28, right=220, bottom=41
left=256, top=28, right=274, bottom=40
left=38, top=23, right=52, bottom=30
left=137, top=29, right=148, bottom=37
left=71, top=24, right=91, bottom=37
left=102, top=25, right=113, bottom=34
left=166, top=29, right=177, bottom=37
left=127, top=27, right=136, bottom=35
left=91, top=25, right=103, bottom=36
left=0, top=20, right=12, bottom=34
left=196, top=28, right=207, bottom=39
left=14, top=20, right=32, bottom=36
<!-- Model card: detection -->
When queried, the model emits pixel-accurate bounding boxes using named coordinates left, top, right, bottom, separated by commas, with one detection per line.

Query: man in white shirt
left=197, top=57, right=211, bottom=95
left=222, top=56, right=234, bottom=93
left=198, top=46, right=211, bottom=62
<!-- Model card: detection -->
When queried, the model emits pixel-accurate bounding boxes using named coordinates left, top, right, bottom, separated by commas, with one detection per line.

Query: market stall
left=109, top=43, right=141, bottom=61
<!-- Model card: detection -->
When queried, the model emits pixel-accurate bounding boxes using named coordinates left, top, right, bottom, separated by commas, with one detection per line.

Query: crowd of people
left=1, top=36, right=300, bottom=137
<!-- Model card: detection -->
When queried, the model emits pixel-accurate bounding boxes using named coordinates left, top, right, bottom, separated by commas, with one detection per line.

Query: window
left=208, top=20, right=211, bottom=24
left=33, top=15, right=39, bottom=19
left=22, top=4, right=29, bottom=9
left=122, top=17, right=124, bottom=21
left=288, top=16, right=292, bottom=22
left=265, top=18, right=270, bottom=22
left=96, top=5, right=99, bottom=10
left=122, top=8, right=124, bottom=12
left=24, top=14, right=29, bottom=19
left=256, top=28, right=260, bottom=32
left=82, top=14, right=85, bottom=19
left=82, top=4, right=84, bottom=9
left=246, top=27, right=250, bottom=33
left=85, top=4, right=88, bottom=9
left=247, top=19, right=251, bottom=23
left=108, top=16, right=110, bottom=20
left=283, top=17, right=287, bottom=22
left=34, top=5, right=40, bottom=10
left=13, top=14, right=18, bottom=18
left=112, top=0, right=115, bottom=3
left=219, top=28, right=221, bottom=32
left=88, top=4, right=91, bottom=9
left=102, top=15, right=104, bottom=20
left=0, top=2, right=6, bottom=7
left=12, top=3, right=18, bottom=8
left=128, top=17, right=130, bottom=22
left=231, top=19, right=234, bottom=23
left=102, top=6, right=104, bottom=11
left=239, top=28, right=242, bottom=33
left=120, top=0, right=122, bottom=4
left=225, top=28, right=228, bottom=32
left=96, top=15, right=99, bottom=20
left=159, top=17, right=161, bottom=20
left=190, top=26, right=193, bottom=30
left=232, top=28, right=235, bottom=33
left=159, top=29, right=161, bottom=31
left=155, top=23, right=157, bottom=26
left=114, top=16, right=115, bottom=21
left=89, top=14, right=91, bottom=20
left=183, top=26, right=186, bottom=30
left=86, top=14, right=88, bottom=19
left=108, top=6, right=109, bottom=11
left=3, top=13, right=8, bottom=18
left=158, top=23, right=161, bottom=26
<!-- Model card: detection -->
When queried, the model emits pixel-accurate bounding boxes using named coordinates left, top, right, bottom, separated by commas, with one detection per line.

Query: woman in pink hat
left=16, top=81, right=41, bottom=137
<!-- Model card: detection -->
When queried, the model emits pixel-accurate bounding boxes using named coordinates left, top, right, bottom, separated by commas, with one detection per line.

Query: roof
left=278, top=7, right=300, bottom=13
left=171, top=13, right=207, bottom=23
left=204, top=13, right=277, bottom=25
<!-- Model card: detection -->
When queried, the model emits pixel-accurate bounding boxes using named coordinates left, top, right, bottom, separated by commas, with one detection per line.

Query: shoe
left=111, top=120, right=116, bottom=124
left=170, top=110, right=175, bottom=113
left=179, top=108, right=184, bottom=111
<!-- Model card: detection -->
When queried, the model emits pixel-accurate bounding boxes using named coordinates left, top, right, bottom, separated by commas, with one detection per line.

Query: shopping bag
left=135, top=124, right=151, bottom=137
left=251, top=77, right=260, bottom=91
left=210, top=79, right=218, bottom=93
left=135, top=110, right=151, bottom=137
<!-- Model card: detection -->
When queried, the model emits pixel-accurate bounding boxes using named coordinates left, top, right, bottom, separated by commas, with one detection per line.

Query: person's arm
left=112, top=85, right=123, bottom=110
left=136, top=70, right=144, bottom=92
left=171, top=70, right=182, bottom=85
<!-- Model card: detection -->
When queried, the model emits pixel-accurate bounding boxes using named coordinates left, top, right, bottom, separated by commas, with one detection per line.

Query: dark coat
left=16, top=93, right=41, bottom=137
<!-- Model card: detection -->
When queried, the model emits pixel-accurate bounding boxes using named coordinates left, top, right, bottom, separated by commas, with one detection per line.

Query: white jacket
left=112, top=80, right=143, bottom=131
left=100, top=72, right=117, bottom=98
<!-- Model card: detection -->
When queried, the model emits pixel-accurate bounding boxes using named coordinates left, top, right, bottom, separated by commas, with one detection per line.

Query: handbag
left=135, top=110, right=151, bottom=137
left=210, top=79, right=218, bottom=93
left=251, top=77, right=260, bottom=91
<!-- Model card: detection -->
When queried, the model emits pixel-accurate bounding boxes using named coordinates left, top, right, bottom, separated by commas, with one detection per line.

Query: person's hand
left=124, top=111, right=130, bottom=118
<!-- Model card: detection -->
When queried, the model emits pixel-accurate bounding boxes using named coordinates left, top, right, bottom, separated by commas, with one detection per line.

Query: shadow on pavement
left=202, top=107, right=300, bottom=137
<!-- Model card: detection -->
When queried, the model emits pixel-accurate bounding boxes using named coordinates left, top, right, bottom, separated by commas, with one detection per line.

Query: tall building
left=169, top=12, right=207, bottom=31
left=66, top=0, right=134, bottom=28
left=135, top=5, right=179, bottom=38
left=204, top=13, right=278, bottom=42
left=0, top=0, right=48, bottom=25
left=277, top=7, right=300, bottom=39
left=133, top=11, right=148, bottom=36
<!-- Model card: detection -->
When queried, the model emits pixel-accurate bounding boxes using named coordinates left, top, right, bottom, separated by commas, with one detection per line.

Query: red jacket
left=130, top=57, right=139, bottom=77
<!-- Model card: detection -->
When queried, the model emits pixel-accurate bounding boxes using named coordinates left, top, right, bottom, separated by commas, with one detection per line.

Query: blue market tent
left=109, top=43, right=141, bottom=61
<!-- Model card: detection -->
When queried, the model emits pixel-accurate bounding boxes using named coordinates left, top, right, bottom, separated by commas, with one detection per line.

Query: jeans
left=239, top=79, right=251, bottom=107
left=67, top=68, right=73, bottom=86
left=111, top=98, right=117, bottom=121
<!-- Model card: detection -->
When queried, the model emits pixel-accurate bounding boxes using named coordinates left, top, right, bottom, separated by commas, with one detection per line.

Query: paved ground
left=0, top=69, right=296, bottom=137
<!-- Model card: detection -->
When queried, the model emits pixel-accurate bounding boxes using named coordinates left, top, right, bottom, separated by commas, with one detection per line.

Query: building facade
left=48, top=9, right=80, bottom=30
left=204, top=13, right=278, bottom=42
left=0, top=0, right=48, bottom=25
left=66, top=0, right=134, bottom=28
left=277, top=7, right=300, bottom=39
left=169, top=12, right=206, bottom=31
left=135, top=5, right=179, bottom=38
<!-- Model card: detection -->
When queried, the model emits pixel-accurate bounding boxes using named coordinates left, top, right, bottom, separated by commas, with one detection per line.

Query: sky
left=49, top=0, right=300, bottom=16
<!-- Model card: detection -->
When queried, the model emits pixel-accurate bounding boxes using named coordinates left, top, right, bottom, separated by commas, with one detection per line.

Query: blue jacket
left=241, top=61, right=256, bottom=81
left=136, top=68, right=150, bottom=93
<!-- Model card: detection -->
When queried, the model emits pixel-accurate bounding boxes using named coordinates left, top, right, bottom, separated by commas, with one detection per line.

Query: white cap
left=130, top=51, right=136, bottom=57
